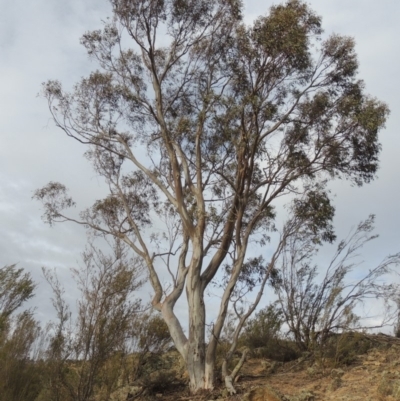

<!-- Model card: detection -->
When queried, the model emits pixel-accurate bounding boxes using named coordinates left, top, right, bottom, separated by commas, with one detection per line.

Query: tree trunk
left=186, top=342, right=206, bottom=393
left=204, top=354, right=215, bottom=390
left=186, top=264, right=208, bottom=392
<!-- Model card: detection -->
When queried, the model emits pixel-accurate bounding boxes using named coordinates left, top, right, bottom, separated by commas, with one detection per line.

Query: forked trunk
left=222, top=348, right=249, bottom=395
left=186, top=336, right=217, bottom=393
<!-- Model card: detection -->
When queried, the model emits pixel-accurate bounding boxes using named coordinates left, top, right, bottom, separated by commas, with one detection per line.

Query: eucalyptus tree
left=35, top=0, right=389, bottom=393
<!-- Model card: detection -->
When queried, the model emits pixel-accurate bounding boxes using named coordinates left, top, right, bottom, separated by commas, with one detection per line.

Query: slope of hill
left=116, top=334, right=400, bottom=401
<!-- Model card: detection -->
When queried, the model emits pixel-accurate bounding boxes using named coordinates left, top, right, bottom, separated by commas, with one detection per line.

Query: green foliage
left=0, top=256, right=173, bottom=400
left=242, top=304, right=283, bottom=350
left=42, top=241, right=144, bottom=401
left=331, top=332, right=373, bottom=366
left=292, top=188, right=336, bottom=244
left=125, top=312, right=173, bottom=382
left=241, top=304, right=299, bottom=362
left=0, top=264, right=36, bottom=331
left=137, top=351, right=183, bottom=395
left=251, top=0, right=322, bottom=72
left=0, top=266, right=44, bottom=401
left=137, top=314, right=172, bottom=353
left=0, top=312, right=44, bottom=401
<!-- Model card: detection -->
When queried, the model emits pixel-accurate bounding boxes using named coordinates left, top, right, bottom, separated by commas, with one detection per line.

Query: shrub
left=271, top=216, right=400, bottom=353
left=43, top=241, right=144, bottom=401
left=0, top=265, right=44, bottom=401
left=242, top=304, right=283, bottom=350
left=240, top=303, right=299, bottom=362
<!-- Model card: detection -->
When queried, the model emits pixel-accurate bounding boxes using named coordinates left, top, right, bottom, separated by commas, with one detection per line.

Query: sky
left=1, top=0, right=399, bottom=329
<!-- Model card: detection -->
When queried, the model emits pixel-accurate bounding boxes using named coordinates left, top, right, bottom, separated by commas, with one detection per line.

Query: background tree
left=271, top=215, right=400, bottom=352
left=35, top=0, right=389, bottom=393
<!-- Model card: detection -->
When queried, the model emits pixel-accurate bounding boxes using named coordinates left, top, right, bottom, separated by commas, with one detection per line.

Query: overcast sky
left=1, top=0, right=399, bottom=327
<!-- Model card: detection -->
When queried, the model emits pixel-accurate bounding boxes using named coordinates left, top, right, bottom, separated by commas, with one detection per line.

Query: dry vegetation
left=1, top=218, right=400, bottom=400
left=2, top=0, right=399, bottom=398
left=2, top=259, right=400, bottom=401
left=111, top=333, right=400, bottom=401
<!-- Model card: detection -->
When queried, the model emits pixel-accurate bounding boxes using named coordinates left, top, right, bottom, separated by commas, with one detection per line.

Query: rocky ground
left=112, top=334, right=400, bottom=401
left=239, top=344, right=400, bottom=401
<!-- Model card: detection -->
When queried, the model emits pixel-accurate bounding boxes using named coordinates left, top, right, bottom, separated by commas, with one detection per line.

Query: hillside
left=116, top=333, right=400, bottom=401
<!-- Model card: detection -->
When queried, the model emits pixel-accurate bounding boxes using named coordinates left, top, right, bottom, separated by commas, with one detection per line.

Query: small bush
left=241, top=304, right=282, bottom=350
left=252, top=338, right=300, bottom=362
left=321, top=331, right=373, bottom=366
left=138, top=351, right=184, bottom=394
left=241, top=304, right=300, bottom=362
left=0, top=266, right=45, bottom=401
left=377, top=371, right=400, bottom=400
left=42, top=241, right=144, bottom=401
